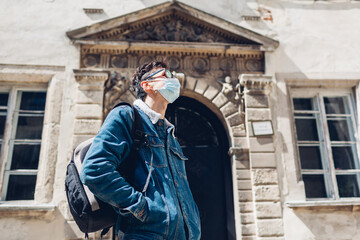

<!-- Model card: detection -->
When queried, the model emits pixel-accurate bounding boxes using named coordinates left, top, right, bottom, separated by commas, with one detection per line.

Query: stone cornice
left=0, top=202, right=56, bottom=218
left=73, top=69, right=109, bottom=90
left=78, top=41, right=264, bottom=57
left=0, top=64, right=65, bottom=84
left=239, top=74, right=273, bottom=93
left=74, top=69, right=109, bottom=81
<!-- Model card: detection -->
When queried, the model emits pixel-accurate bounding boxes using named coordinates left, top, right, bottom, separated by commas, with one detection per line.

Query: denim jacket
left=80, top=99, right=201, bottom=240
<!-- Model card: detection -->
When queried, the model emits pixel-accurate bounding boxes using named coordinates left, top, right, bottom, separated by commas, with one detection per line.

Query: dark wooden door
left=166, top=96, right=235, bottom=240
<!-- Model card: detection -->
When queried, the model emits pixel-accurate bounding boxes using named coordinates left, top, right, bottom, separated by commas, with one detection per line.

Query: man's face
left=141, top=68, right=171, bottom=91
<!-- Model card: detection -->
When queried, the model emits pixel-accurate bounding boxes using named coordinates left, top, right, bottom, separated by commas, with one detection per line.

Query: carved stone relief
left=219, top=58, right=235, bottom=72
left=110, top=55, right=128, bottom=68
left=220, top=76, right=241, bottom=103
left=192, top=58, right=209, bottom=73
left=245, top=59, right=263, bottom=72
left=167, top=56, right=181, bottom=70
left=102, top=15, right=255, bottom=45
left=83, top=54, right=100, bottom=68
left=103, top=71, right=132, bottom=117
left=81, top=52, right=264, bottom=75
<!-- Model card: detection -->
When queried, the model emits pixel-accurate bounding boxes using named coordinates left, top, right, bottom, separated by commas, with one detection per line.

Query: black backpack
left=65, top=103, right=149, bottom=239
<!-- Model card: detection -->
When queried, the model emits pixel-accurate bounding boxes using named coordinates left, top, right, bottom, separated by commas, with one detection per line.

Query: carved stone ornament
left=83, top=54, right=100, bottom=68
left=110, top=55, right=128, bottom=68
left=138, top=55, right=155, bottom=67
left=245, top=59, right=263, bottom=72
left=104, top=71, right=130, bottom=115
left=167, top=56, right=181, bottom=71
left=192, top=58, right=209, bottom=73
left=109, top=17, right=246, bottom=44
left=220, top=76, right=242, bottom=105
left=239, top=74, right=273, bottom=95
left=219, top=58, right=234, bottom=72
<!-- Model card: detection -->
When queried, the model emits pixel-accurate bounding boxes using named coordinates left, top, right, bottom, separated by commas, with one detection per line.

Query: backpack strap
left=113, top=102, right=151, bottom=192
left=111, top=102, right=148, bottom=148
left=132, top=106, right=149, bottom=149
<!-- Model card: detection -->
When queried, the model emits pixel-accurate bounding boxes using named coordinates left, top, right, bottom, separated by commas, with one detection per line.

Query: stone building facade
left=0, top=1, right=359, bottom=239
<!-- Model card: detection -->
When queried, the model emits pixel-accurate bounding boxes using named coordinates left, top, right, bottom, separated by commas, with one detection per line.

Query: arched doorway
left=166, top=96, right=235, bottom=240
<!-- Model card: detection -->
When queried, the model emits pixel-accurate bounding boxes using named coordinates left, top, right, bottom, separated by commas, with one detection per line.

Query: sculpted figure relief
left=117, top=19, right=236, bottom=43
left=220, top=76, right=242, bottom=105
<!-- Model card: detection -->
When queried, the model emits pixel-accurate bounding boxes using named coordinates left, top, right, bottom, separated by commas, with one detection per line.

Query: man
left=81, top=61, right=201, bottom=240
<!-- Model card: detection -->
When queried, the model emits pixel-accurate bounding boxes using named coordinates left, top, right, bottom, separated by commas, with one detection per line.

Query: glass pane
left=19, top=92, right=46, bottom=111
left=295, top=119, right=319, bottom=141
left=336, top=175, right=360, bottom=197
left=332, top=146, right=358, bottom=170
left=293, top=98, right=314, bottom=111
left=324, top=97, right=348, bottom=114
left=0, top=93, right=9, bottom=107
left=10, top=144, right=41, bottom=170
left=15, top=116, right=44, bottom=139
left=6, top=174, right=37, bottom=200
left=0, top=115, right=6, bottom=139
left=299, top=146, right=322, bottom=169
left=327, top=119, right=351, bottom=141
left=303, top=174, right=327, bottom=198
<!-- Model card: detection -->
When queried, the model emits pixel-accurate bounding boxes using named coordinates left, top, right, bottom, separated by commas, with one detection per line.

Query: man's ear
left=141, top=81, right=152, bottom=93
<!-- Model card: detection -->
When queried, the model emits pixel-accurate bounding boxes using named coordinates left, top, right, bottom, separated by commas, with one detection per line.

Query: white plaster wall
left=1, top=0, right=360, bottom=73
left=1, top=0, right=360, bottom=239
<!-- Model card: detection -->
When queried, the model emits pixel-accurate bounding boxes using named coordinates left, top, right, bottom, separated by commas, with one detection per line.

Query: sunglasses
left=141, top=68, right=173, bottom=81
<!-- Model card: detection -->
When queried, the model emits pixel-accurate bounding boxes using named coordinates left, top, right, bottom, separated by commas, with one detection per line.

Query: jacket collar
left=134, top=99, right=161, bottom=124
left=133, top=99, right=176, bottom=135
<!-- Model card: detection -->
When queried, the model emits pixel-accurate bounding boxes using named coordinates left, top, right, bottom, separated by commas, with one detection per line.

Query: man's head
left=131, top=60, right=168, bottom=101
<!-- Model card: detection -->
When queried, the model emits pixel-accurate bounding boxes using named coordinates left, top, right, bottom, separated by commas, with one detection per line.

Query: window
left=0, top=90, right=46, bottom=201
left=292, top=90, right=360, bottom=199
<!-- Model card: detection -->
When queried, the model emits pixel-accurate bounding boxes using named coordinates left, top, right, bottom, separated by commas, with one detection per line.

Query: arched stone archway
left=165, top=96, right=235, bottom=240
left=102, top=73, right=243, bottom=240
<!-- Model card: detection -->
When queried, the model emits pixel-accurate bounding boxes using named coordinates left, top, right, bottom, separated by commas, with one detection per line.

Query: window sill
left=286, top=199, right=360, bottom=210
left=0, top=201, right=56, bottom=218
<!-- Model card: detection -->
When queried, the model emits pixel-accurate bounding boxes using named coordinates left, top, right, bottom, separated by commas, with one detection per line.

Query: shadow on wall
left=291, top=206, right=360, bottom=240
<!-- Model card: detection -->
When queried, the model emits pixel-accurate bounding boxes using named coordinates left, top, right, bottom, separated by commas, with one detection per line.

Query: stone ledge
left=286, top=200, right=360, bottom=209
left=0, top=64, right=64, bottom=83
left=0, top=202, right=56, bottom=218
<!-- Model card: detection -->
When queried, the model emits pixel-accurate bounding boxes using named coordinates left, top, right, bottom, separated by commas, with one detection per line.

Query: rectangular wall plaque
left=251, top=120, right=274, bottom=136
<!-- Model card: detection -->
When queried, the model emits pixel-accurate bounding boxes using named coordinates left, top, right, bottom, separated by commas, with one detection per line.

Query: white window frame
left=0, top=87, right=47, bottom=201
left=291, top=88, right=360, bottom=200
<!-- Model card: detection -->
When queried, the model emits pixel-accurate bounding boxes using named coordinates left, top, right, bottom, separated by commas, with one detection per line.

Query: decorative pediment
left=67, top=1, right=278, bottom=50
left=97, top=16, right=255, bottom=45
left=67, top=1, right=280, bottom=80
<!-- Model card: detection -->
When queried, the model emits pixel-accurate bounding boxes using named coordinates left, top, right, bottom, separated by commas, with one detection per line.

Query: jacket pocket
left=139, top=136, right=167, bottom=168
left=170, top=147, right=188, bottom=178
left=128, top=190, right=169, bottom=236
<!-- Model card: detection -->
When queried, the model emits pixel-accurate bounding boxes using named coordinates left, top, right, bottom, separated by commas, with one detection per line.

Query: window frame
left=290, top=88, right=360, bottom=200
left=0, top=86, right=47, bottom=201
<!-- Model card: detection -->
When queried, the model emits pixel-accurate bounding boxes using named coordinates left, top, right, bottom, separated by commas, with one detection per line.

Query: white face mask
left=157, top=78, right=181, bottom=103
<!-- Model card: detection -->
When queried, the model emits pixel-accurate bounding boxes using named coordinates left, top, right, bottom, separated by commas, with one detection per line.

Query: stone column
left=72, top=69, right=108, bottom=148
left=65, top=70, right=110, bottom=240
left=240, top=74, right=284, bottom=240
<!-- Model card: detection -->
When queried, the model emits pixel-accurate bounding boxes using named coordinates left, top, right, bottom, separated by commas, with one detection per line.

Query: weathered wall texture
left=1, top=0, right=360, bottom=239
